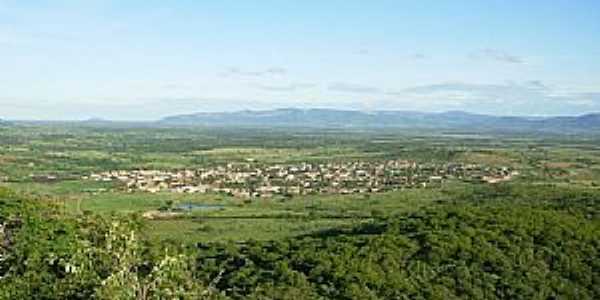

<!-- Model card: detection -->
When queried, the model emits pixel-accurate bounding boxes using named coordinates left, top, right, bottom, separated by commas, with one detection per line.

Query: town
left=85, top=159, right=518, bottom=198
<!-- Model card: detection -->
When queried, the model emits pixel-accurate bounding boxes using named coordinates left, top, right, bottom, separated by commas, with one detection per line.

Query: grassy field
left=144, top=218, right=356, bottom=243
left=56, top=187, right=444, bottom=243
left=3, top=124, right=600, bottom=244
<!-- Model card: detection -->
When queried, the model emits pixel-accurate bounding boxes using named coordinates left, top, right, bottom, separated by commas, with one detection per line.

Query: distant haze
left=156, top=108, right=600, bottom=133
left=1, top=1, right=599, bottom=120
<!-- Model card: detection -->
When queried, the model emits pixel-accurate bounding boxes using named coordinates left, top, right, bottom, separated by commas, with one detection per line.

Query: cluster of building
left=84, top=159, right=518, bottom=198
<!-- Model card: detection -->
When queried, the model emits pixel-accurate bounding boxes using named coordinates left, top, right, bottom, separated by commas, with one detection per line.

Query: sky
left=1, top=0, right=600, bottom=120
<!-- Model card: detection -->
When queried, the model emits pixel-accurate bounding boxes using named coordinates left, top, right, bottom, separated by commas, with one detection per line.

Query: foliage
left=1, top=181, right=600, bottom=299
left=193, top=194, right=600, bottom=299
left=0, top=188, right=209, bottom=299
left=2, top=125, right=600, bottom=298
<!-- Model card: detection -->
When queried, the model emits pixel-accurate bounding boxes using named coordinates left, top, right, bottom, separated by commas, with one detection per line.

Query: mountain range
left=160, top=108, right=600, bottom=132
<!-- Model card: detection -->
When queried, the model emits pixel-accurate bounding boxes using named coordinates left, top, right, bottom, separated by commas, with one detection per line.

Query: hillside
left=160, top=108, right=600, bottom=132
left=2, top=184, right=599, bottom=299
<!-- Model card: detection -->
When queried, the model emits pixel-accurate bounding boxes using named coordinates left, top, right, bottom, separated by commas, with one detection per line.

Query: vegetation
left=1, top=125, right=600, bottom=298
left=194, top=190, right=600, bottom=299
left=0, top=188, right=209, bottom=299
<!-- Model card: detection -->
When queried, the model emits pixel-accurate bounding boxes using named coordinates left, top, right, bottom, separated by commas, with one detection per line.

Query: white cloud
left=470, top=48, right=524, bottom=64
left=329, top=82, right=381, bottom=94
left=255, top=83, right=316, bottom=92
left=223, top=67, right=288, bottom=77
left=387, top=81, right=600, bottom=115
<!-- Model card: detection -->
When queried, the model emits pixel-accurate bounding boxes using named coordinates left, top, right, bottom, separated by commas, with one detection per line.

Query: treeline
left=194, top=196, right=599, bottom=299
left=1, top=185, right=599, bottom=299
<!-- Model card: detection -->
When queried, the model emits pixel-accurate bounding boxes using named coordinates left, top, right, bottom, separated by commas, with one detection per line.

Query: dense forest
left=1, top=184, right=598, bottom=299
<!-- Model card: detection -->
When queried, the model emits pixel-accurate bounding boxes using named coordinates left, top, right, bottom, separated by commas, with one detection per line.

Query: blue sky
left=1, top=1, right=599, bottom=120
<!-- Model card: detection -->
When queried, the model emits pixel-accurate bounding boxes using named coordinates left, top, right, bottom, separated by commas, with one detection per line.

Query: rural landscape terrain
left=2, top=1, right=599, bottom=299
left=1, top=111, right=599, bottom=298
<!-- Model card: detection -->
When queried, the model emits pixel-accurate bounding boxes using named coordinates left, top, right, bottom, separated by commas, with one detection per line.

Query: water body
left=176, top=203, right=225, bottom=211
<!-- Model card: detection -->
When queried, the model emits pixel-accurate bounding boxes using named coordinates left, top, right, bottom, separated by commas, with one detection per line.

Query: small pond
left=176, top=203, right=225, bottom=211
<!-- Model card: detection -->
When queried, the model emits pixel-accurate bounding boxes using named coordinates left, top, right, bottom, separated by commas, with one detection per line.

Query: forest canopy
left=1, top=184, right=598, bottom=299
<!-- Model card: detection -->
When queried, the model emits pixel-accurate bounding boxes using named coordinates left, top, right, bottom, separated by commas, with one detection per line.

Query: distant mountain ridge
left=160, top=108, right=600, bottom=132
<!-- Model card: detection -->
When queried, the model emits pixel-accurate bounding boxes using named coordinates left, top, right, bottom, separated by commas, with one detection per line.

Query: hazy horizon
left=2, top=1, right=599, bottom=120
left=4, top=107, right=600, bottom=123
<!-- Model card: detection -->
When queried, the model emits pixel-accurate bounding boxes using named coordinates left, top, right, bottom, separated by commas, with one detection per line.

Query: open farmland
left=1, top=124, right=599, bottom=299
